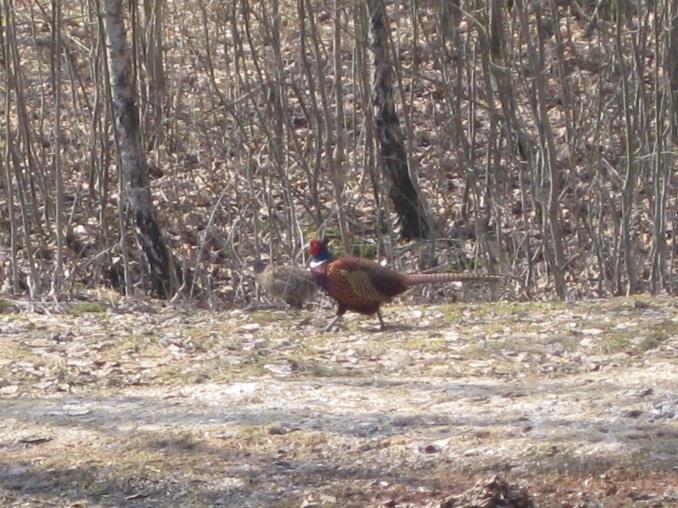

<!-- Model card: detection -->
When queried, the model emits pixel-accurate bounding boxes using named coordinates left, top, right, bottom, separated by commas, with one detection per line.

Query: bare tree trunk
left=102, top=0, right=177, bottom=298
left=295, top=0, right=323, bottom=226
left=332, top=0, right=350, bottom=254
left=50, top=0, right=65, bottom=298
left=1, top=0, right=20, bottom=294
left=354, top=2, right=384, bottom=247
left=486, top=1, right=535, bottom=289
left=668, top=1, right=678, bottom=293
left=515, top=0, right=567, bottom=299
left=368, top=0, right=430, bottom=240
left=667, top=1, right=678, bottom=144
left=268, top=0, right=307, bottom=256
left=142, top=0, right=166, bottom=150
left=615, top=7, right=639, bottom=294
left=649, top=1, right=669, bottom=293
left=2, top=0, right=40, bottom=299
left=1, top=149, right=20, bottom=293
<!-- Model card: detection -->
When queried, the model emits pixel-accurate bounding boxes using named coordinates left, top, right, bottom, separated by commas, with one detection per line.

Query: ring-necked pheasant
left=253, top=261, right=317, bottom=309
left=308, top=238, right=502, bottom=330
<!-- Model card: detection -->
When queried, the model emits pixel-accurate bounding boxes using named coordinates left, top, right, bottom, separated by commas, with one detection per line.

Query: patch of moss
left=246, top=310, right=296, bottom=324
left=479, top=300, right=566, bottom=316
left=437, top=304, right=463, bottom=322
left=635, top=321, right=674, bottom=352
left=100, top=334, right=162, bottom=360
left=600, top=319, right=675, bottom=355
left=0, top=341, right=41, bottom=364
left=399, top=335, right=447, bottom=352
left=0, top=298, right=20, bottom=313
left=599, top=331, right=632, bottom=354
left=66, top=302, right=108, bottom=316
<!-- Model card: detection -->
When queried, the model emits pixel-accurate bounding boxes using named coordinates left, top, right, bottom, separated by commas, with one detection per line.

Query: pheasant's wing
left=329, top=256, right=406, bottom=300
left=339, top=268, right=384, bottom=302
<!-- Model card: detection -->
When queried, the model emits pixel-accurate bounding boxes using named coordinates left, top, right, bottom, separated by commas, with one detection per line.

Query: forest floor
left=0, top=295, right=676, bottom=507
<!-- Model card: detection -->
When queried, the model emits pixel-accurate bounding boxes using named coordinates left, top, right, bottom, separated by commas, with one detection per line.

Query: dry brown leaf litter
left=0, top=297, right=676, bottom=507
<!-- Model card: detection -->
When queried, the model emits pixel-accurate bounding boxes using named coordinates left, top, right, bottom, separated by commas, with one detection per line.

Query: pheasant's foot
left=377, top=310, right=387, bottom=331
left=321, top=315, right=342, bottom=332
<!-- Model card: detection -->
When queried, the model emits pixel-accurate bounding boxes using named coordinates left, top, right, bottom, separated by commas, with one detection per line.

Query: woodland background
left=1, top=3, right=677, bottom=506
left=1, top=0, right=677, bottom=305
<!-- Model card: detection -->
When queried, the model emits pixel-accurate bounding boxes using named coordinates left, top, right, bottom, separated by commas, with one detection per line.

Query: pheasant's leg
left=322, top=305, right=346, bottom=332
left=377, top=309, right=386, bottom=330
left=322, top=314, right=342, bottom=332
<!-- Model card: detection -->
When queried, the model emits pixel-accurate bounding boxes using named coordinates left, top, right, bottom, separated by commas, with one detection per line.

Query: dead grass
left=1, top=297, right=677, bottom=506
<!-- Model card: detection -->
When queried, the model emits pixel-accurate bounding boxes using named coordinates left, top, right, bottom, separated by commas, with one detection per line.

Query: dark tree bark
left=614, top=6, right=639, bottom=294
left=668, top=2, right=678, bottom=291
left=515, top=0, right=567, bottom=299
left=102, top=0, right=177, bottom=298
left=142, top=0, right=166, bottom=150
left=368, top=0, right=430, bottom=240
left=669, top=2, right=678, bottom=143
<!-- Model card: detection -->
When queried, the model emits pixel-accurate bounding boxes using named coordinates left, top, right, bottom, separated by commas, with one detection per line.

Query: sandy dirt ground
left=0, top=296, right=676, bottom=506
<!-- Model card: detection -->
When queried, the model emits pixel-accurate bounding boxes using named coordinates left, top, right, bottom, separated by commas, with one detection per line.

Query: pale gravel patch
left=0, top=297, right=677, bottom=506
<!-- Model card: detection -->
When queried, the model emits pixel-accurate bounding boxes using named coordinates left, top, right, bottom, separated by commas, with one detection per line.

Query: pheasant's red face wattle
left=308, top=239, right=321, bottom=257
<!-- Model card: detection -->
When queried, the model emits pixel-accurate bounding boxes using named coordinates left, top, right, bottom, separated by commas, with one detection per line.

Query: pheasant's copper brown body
left=308, top=239, right=501, bottom=329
